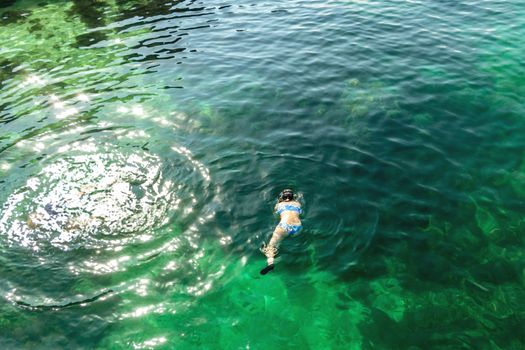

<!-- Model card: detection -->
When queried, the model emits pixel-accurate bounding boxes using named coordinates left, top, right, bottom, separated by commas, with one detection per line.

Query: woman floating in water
left=260, top=189, right=303, bottom=275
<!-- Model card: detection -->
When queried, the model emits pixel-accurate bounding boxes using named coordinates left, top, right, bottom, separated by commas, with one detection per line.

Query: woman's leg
left=263, top=226, right=288, bottom=265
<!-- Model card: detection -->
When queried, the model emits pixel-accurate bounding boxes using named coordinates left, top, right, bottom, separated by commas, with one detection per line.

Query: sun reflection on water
left=131, top=336, right=168, bottom=349
left=0, top=62, right=227, bottom=338
left=0, top=146, right=175, bottom=251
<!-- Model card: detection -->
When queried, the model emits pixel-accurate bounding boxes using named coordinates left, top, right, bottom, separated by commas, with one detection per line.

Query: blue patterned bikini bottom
left=278, top=222, right=303, bottom=236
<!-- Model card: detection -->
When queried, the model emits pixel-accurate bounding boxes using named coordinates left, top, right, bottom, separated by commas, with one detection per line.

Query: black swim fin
left=260, top=264, right=274, bottom=275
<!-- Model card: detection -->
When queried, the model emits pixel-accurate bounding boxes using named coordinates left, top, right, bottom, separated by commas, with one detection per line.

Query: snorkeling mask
left=278, top=189, right=294, bottom=202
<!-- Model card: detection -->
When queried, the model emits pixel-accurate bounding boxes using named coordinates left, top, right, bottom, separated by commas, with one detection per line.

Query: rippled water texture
left=1, top=0, right=525, bottom=348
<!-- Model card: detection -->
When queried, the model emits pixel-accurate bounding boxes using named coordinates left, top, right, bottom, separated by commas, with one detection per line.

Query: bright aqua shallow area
left=1, top=0, right=524, bottom=348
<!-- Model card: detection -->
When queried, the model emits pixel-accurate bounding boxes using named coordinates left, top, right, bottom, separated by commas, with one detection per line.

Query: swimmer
left=260, top=189, right=303, bottom=275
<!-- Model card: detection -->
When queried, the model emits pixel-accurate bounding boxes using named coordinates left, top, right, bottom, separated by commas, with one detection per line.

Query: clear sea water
left=1, top=0, right=524, bottom=349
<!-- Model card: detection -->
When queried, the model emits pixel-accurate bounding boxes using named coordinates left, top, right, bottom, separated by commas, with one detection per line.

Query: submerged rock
left=368, top=278, right=406, bottom=322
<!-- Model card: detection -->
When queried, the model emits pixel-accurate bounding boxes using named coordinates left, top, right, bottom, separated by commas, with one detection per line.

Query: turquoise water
left=1, top=0, right=524, bottom=348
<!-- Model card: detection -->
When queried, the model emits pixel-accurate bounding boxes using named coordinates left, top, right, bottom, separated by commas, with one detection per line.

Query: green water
left=1, top=0, right=524, bottom=348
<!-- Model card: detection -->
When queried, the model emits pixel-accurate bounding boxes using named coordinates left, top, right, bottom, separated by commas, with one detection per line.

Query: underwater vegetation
left=115, top=0, right=186, bottom=20
left=69, top=0, right=109, bottom=47
left=341, top=78, right=401, bottom=121
left=0, top=0, right=18, bottom=9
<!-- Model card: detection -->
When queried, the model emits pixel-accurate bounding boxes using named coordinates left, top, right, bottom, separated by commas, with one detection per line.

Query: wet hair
left=278, top=189, right=294, bottom=202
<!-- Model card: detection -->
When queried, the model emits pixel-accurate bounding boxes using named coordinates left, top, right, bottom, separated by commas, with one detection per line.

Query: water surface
left=1, top=0, right=524, bottom=348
